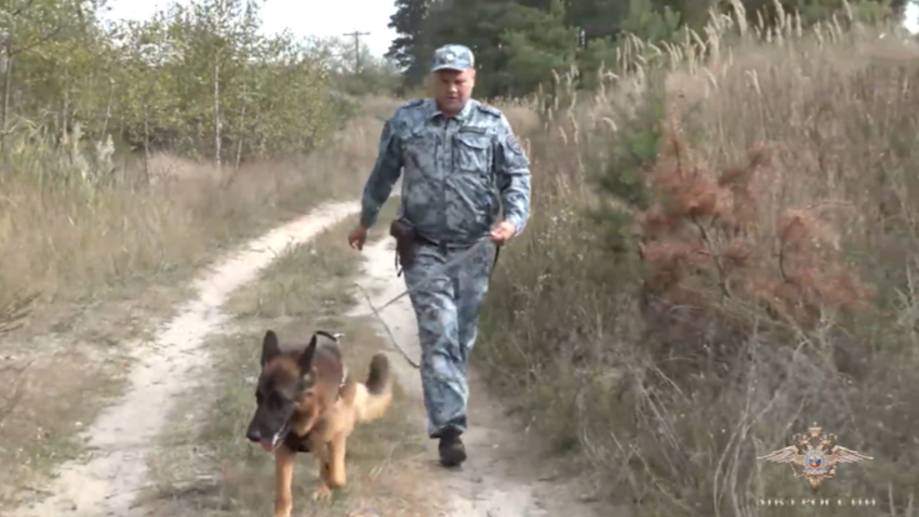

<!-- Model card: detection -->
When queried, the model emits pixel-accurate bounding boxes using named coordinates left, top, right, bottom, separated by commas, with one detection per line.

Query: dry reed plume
left=479, top=4, right=919, bottom=516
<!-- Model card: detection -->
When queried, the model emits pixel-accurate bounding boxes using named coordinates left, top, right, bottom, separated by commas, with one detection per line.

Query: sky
left=906, top=1, right=919, bottom=33
left=101, top=0, right=918, bottom=59
left=101, top=0, right=400, bottom=58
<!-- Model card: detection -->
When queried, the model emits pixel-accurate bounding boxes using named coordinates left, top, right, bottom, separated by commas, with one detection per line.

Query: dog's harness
left=313, top=331, right=349, bottom=399
left=285, top=331, right=348, bottom=453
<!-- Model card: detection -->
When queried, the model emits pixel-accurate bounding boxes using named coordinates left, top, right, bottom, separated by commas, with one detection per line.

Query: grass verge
left=0, top=97, right=401, bottom=509
left=138, top=202, right=437, bottom=516
left=479, top=13, right=919, bottom=517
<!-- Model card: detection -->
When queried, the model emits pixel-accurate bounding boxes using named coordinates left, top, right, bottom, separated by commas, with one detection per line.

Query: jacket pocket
left=454, top=131, right=491, bottom=174
left=403, top=128, right=438, bottom=180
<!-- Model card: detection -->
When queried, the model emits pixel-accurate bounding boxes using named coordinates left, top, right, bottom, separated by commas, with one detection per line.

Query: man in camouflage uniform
left=348, top=44, right=531, bottom=467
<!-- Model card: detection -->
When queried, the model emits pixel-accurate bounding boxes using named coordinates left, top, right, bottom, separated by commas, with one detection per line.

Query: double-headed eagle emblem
left=757, top=423, right=873, bottom=491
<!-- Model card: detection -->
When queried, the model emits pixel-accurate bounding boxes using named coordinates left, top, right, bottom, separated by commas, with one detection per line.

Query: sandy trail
left=11, top=201, right=359, bottom=517
left=12, top=199, right=607, bottom=517
left=349, top=237, right=605, bottom=517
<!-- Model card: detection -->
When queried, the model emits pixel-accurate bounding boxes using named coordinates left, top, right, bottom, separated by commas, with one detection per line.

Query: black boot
left=438, top=428, right=467, bottom=467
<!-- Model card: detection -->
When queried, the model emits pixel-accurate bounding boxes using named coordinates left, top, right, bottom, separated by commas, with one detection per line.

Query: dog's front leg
left=274, top=446, right=295, bottom=517
left=312, top=441, right=334, bottom=501
left=328, top=432, right=347, bottom=489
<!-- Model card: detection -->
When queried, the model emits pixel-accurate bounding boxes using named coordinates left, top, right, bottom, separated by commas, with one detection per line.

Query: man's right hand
left=348, top=225, right=369, bottom=251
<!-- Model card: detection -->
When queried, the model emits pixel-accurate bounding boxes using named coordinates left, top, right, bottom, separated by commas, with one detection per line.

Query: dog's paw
left=312, top=484, right=333, bottom=502
left=272, top=500, right=293, bottom=517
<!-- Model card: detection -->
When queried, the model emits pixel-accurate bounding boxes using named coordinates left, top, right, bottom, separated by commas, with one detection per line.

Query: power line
left=343, top=30, right=370, bottom=74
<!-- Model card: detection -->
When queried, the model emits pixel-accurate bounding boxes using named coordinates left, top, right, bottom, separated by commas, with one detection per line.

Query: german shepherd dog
left=245, top=329, right=392, bottom=517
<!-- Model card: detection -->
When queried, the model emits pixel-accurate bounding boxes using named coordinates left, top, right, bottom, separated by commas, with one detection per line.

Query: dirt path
left=349, top=237, right=605, bottom=517
left=11, top=199, right=606, bottom=517
left=10, top=201, right=360, bottom=517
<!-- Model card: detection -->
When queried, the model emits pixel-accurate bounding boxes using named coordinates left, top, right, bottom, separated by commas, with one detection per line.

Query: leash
left=376, top=237, right=494, bottom=312
left=354, top=282, right=421, bottom=369
left=355, top=237, right=496, bottom=370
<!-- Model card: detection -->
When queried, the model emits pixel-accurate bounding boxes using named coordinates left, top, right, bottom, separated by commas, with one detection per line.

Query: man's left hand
left=490, top=220, right=517, bottom=245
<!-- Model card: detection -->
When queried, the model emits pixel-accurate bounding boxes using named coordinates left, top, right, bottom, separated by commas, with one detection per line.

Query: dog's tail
left=354, top=353, right=393, bottom=423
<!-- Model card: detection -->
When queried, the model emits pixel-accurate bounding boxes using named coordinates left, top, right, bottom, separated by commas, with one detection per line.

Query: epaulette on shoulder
left=390, top=98, right=425, bottom=120
left=386, top=99, right=425, bottom=127
left=476, top=102, right=502, bottom=118
left=401, top=98, right=426, bottom=110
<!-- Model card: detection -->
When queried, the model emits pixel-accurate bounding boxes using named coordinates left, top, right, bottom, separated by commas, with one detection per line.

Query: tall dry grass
left=482, top=5, right=919, bottom=516
left=0, top=96, right=400, bottom=331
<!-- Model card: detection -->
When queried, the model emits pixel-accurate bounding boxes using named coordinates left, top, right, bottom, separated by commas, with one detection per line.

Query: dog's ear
left=260, top=330, right=282, bottom=367
left=298, top=333, right=317, bottom=373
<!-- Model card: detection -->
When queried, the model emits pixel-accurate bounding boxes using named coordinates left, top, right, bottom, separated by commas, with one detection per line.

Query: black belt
left=396, top=235, right=500, bottom=277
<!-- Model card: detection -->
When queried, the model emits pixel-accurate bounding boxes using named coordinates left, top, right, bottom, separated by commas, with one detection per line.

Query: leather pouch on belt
left=389, top=219, right=417, bottom=270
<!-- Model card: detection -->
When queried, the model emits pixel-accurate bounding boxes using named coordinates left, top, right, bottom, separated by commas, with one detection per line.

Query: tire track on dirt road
left=13, top=198, right=612, bottom=517
left=349, top=237, right=608, bottom=517
left=10, top=201, right=360, bottom=517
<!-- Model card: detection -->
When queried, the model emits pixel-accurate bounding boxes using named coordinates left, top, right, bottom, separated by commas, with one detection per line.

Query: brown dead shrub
left=637, top=126, right=874, bottom=337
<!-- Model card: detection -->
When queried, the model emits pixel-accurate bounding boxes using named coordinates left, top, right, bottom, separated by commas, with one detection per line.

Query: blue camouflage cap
left=431, top=44, right=475, bottom=72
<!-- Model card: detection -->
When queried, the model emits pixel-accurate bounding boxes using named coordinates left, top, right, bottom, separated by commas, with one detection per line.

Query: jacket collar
left=427, top=98, right=475, bottom=123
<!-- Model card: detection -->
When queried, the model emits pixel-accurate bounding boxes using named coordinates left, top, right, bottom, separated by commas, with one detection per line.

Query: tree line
left=0, top=0, right=396, bottom=171
left=386, top=0, right=909, bottom=98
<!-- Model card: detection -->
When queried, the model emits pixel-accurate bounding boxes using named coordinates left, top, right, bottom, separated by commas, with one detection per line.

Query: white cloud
left=99, top=0, right=919, bottom=59
left=100, top=0, right=399, bottom=58
left=905, top=1, right=919, bottom=34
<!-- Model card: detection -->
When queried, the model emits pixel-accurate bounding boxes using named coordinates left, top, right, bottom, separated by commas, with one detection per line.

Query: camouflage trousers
left=403, top=239, right=497, bottom=438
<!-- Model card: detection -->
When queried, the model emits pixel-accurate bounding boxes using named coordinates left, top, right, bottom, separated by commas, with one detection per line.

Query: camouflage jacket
left=358, top=98, right=531, bottom=246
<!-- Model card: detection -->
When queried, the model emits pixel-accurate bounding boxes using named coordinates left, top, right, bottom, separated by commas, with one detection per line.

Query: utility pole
left=0, top=31, right=11, bottom=155
left=343, top=30, right=370, bottom=74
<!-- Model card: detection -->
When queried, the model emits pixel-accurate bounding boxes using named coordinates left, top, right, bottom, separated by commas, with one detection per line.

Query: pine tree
left=564, top=0, right=627, bottom=42
left=420, top=0, right=577, bottom=98
left=385, top=0, right=432, bottom=87
left=739, top=0, right=907, bottom=27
